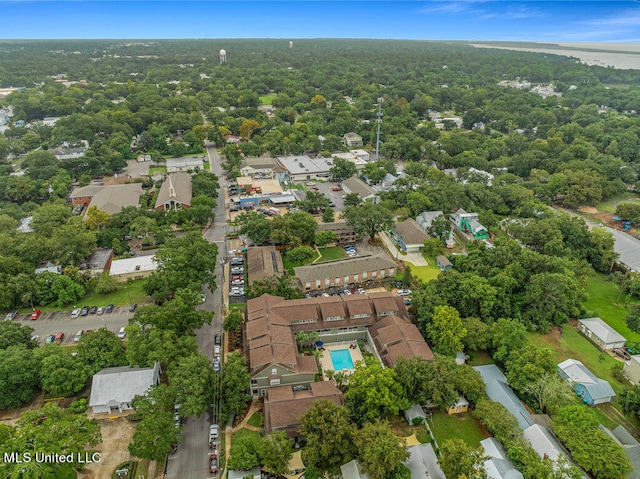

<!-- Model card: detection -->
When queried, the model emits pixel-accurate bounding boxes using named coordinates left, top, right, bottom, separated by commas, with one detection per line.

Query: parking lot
left=296, top=181, right=346, bottom=212
left=15, top=307, right=134, bottom=345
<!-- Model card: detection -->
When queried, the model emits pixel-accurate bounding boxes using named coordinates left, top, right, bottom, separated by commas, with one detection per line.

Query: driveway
left=378, top=231, right=428, bottom=266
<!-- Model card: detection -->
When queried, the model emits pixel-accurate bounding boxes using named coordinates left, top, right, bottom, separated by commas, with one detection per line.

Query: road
left=166, top=143, right=227, bottom=479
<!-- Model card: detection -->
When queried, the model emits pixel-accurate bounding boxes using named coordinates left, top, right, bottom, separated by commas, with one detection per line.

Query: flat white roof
left=109, top=255, right=158, bottom=276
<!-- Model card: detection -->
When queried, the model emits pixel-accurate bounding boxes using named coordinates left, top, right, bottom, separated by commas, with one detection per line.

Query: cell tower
left=289, top=41, right=293, bottom=49
left=219, top=49, right=227, bottom=64
left=375, top=97, right=383, bottom=161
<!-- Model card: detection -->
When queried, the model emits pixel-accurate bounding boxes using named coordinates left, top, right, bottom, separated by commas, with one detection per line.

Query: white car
left=357, top=288, right=366, bottom=295
left=71, top=308, right=81, bottom=319
left=231, top=279, right=245, bottom=286
left=117, top=327, right=126, bottom=339
left=230, top=290, right=244, bottom=297
left=396, top=289, right=412, bottom=297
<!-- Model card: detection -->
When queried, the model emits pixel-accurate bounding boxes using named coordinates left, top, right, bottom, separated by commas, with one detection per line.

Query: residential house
left=293, top=255, right=396, bottom=292
left=624, top=356, right=640, bottom=385
left=154, top=173, right=192, bottom=211
left=578, top=317, right=626, bottom=351
left=446, top=396, right=469, bottom=415
left=69, top=185, right=105, bottom=207
left=35, top=261, right=62, bottom=275
left=474, top=364, right=533, bottom=430
left=557, top=358, right=616, bottom=406
left=83, top=248, right=114, bottom=277
left=405, top=444, right=446, bottom=479
left=522, top=424, right=565, bottom=462
left=436, top=255, right=453, bottom=270
left=247, top=246, right=284, bottom=287
left=49, top=141, right=87, bottom=160
left=341, top=460, right=370, bottom=479
left=481, top=438, right=524, bottom=479
left=368, top=314, right=435, bottom=367
left=89, top=362, right=161, bottom=414
left=404, top=404, right=427, bottom=425
left=389, top=219, right=430, bottom=253
left=83, top=183, right=144, bottom=218
left=600, top=425, right=640, bottom=479
left=342, top=132, right=363, bottom=148
left=166, top=156, right=204, bottom=173
left=277, top=155, right=334, bottom=181
left=316, top=221, right=358, bottom=245
left=416, top=210, right=454, bottom=248
left=109, top=254, right=158, bottom=281
left=263, top=382, right=344, bottom=437
left=341, top=177, right=380, bottom=204
left=451, top=208, right=489, bottom=240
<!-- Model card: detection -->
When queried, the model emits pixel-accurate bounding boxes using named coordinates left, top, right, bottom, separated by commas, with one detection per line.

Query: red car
left=30, top=309, right=41, bottom=320
left=311, top=187, right=319, bottom=191
left=332, top=186, right=342, bottom=191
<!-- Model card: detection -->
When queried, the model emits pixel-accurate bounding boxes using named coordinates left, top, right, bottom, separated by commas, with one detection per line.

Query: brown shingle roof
left=294, top=255, right=396, bottom=285
left=394, top=218, right=430, bottom=246
left=368, top=315, right=434, bottom=367
left=369, top=292, right=402, bottom=316
left=154, top=173, right=192, bottom=209
left=341, top=177, right=377, bottom=198
left=247, top=246, right=284, bottom=287
left=264, top=383, right=344, bottom=435
left=319, top=300, right=346, bottom=320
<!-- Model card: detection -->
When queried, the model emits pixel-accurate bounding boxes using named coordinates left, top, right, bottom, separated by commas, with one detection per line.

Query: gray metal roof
left=522, top=424, right=564, bottom=461
left=405, top=444, right=446, bottom=479
left=579, top=317, right=627, bottom=344
left=474, top=364, right=532, bottom=430
left=341, top=177, right=379, bottom=198
left=605, top=226, right=640, bottom=273
left=89, top=363, right=160, bottom=408
left=341, top=460, right=369, bottom=479
left=277, top=155, right=334, bottom=175
left=416, top=211, right=444, bottom=231
left=404, top=404, right=427, bottom=423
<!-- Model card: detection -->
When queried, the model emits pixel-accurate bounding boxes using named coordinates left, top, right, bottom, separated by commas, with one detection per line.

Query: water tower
left=219, top=49, right=227, bottom=64
left=289, top=41, right=293, bottom=49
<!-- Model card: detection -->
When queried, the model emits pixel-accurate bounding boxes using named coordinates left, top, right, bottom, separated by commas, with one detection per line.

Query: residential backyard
left=429, top=411, right=488, bottom=447
left=317, top=246, right=346, bottom=262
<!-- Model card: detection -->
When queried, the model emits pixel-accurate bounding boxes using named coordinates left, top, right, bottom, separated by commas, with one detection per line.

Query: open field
left=583, top=274, right=640, bottom=343
left=406, top=255, right=441, bottom=283
left=259, top=94, right=277, bottom=105
left=430, top=411, right=488, bottom=447
left=596, top=192, right=640, bottom=213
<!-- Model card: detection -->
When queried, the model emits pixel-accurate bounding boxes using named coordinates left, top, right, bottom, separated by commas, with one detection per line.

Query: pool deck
left=318, top=343, right=364, bottom=380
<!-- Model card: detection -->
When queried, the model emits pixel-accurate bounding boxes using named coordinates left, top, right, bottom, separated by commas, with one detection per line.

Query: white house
left=578, top=317, right=626, bottom=351
left=89, top=362, right=161, bottom=414
left=109, top=255, right=158, bottom=281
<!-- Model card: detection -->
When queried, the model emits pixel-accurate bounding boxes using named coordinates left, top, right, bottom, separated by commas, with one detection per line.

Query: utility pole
left=375, top=97, right=383, bottom=161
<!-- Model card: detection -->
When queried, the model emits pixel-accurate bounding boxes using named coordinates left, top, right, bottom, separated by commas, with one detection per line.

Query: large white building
left=277, top=155, right=334, bottom=181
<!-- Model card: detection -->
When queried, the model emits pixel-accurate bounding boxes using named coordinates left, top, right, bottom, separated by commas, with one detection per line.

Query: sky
left=1, top=1, right=640, bottom=42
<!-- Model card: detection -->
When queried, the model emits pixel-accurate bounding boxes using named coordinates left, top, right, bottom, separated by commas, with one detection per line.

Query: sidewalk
left=222, top=399, right=263, bottom=478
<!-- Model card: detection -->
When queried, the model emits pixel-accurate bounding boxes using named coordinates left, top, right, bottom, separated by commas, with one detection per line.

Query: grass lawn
left=149, top=166, right=167, bottom=175
left=317, top=246, right=346, bottom=262
left=136, top=459, right=150, bottom=478
left=259, top=94, right=277, bottom=105
left=429, top=411, right=488, bottom=447
left=596, top=192, right=640, bottom=213
left=282, top=252, right=319, bottom=275
left=232, top=427, right=261, bottom=445
left=529, top=324, right=627, bottom=395
left=229, top=303, right=246, bottom=314
left=20, top=279, right=151, bottom=314
left=247, top=412, right=264, bottom=428
left=387, top=415, right=431, bottom=443
left=583, top=274, right=640, bottom=342
left=405, top=257, right=441, bottom=283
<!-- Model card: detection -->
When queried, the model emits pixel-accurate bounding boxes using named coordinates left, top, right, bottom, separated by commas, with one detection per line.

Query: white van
left=73, top=330, right=83, bottom=342
left=71, top=308, right=81, bottom=319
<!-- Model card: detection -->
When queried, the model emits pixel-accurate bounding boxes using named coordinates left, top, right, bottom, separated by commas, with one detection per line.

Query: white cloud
left=581, top=9, right=640, bottom=26
left=479, top=5, right=545, bottom=20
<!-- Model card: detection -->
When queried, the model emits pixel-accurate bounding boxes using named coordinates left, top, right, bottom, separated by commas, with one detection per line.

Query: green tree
left=0, top=402, right=101, bottom=477
left=426, top=305, right=467, bottom=355
left=126, top=325, right=197, bottom=368
left=344, top=192, right=361, bottom=207
left=248, top=275, right=304, bottom=300
left=322, top=207, right=335, bottom=223
left=37, top=346, right=91, bottom=397
left=423, top=237, right=444, bottom=258
left=353, top=420, right=410, bottom=479
left=238, top=212, right=272, bottom=245
left=0, top=321, right=36, bottom=350
left=229, top=433, right=261, bottom=471
left=286, top=245, right=317, bottom=265
left=427, top=214, right=452, bottom=244
left=223, top=309, right=244, bottom=335
left=295, top=191, right=331, bottom=214
left=84, top=206, right=110, bottom=231
left=438, top=439, right=488, bottom=479
left=134, top=289, right=212, bottom=334
left=524, top=373, right=575, bottom=414
left=619, top=384, right=640, bottom=417
left=315, top=230, right=338, bottom=246
left=95, top=271, right=119, bottom=295
left=50, top=273, right=85, bottom=307
left=76, top=328, right=127, bottom=375
left=473, top=400, right=522, bottom=444
left=300, top=400, right=356, bottom=469
left=220, top=353, right=251, bottom=422
left=259, top=431, right=294, bottom=477
left=345, top=362, right=409, bottom=425
left=402, top=264, right=413, bottom=288
left=505, top=344, right=556, bottom=398
left=330, top=157, right=357, bottom=180
left=0, top=344, right=39, bottom=409
left=167, top=352, right=214, bottom=418
left=342, top=202, right=393, bottom=240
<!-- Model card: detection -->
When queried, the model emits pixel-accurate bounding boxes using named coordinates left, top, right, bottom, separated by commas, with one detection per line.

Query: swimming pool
left=329, top=349, right=355, bottom=371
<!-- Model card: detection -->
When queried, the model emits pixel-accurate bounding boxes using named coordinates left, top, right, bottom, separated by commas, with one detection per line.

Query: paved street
left=167, top=143, right=227, bottom=479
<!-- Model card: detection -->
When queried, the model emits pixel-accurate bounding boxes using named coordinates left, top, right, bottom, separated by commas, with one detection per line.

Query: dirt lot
left=79, top=416, right=137, bottom=479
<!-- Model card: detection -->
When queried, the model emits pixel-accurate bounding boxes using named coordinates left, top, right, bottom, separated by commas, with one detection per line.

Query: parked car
left=209, top=454, right=218, bottom=473
left=230, top=290, right=244, bottom=297
left=614, top=348, right=631, bottom=360
left=201, top=293, right=207, bottom=303
left=97, top=306, right=105, bottom=315
left=213, top=359, right=221, bottom=372
left=53, top=332, right=65, bottom=344
left=230, top=258, right=244, bottom=265
left=357, top=288, right=366, bottom=295
left=231, top=268, right=244, bottom=275
left=129, top=304, right=137, bottom=312
left=71, top=308, right=81, bottom=319
left=4, top=310, right=18, bottom=321
left=118, top=327, right=126, bottom=339
left=88, top=306, right=97, bottom=314
left=396, top=289, right=412, bottom=297
left=231, top=279, right=245, bottom=286
left=404, top=298, right=412, bottom=305
left=229, top=206, right=239, bottom=212
left=215, top=333, right=221, bottom=346
left=231, top=275, right=244, bottom=281
left=106, top=304, right=114, bottom=313
left=30, top=309, right=41, bottom=320
left=45, top=334, right=55, bottom=344
left=214, top=345, right=221, bottom=357
left=81, top=306, right=89, bottom=316
left=73, top=330, right=84, bottom=342
left=305, top=182, right=315, bottom=186
left=329, top=202, right=336, bottom=207
left=332, top=186, right=342, bottom=191
left=209, top=424, right=219, bottom=440
left=31, top=335, right=40, bottom=344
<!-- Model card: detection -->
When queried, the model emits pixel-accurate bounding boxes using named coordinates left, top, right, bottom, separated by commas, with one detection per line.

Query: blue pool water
left=329, top=349, right=354, bottom=371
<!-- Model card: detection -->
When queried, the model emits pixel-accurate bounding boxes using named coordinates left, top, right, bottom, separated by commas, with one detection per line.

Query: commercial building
left=89, top=362, right=161, bottom=414
left=341, top=177, right=380, bottom=204
left=277, top=155, right=334, bottom=181
left=166, top=156, right=204, bottom=173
